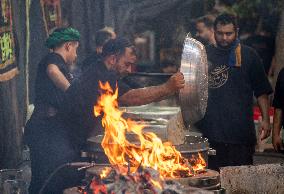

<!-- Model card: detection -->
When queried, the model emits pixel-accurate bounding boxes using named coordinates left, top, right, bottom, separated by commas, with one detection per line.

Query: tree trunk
left=273, top=10, right=284, bottom=86
left=0, top=78, right=22, bottom=169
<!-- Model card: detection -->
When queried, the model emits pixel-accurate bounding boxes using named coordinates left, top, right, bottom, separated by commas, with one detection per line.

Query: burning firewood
left=78, top=165, right=193, bottom=194
left=76, top=82, right=209, bottom=194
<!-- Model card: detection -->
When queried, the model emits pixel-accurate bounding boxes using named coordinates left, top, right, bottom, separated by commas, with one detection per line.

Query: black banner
left=41, top=0, right=62, bottom=35
left=0, top=0, right=17, bottom=82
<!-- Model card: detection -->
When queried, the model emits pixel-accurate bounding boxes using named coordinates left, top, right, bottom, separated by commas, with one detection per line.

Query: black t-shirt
left=34, top=53, right=72, bottom=109
left=72, top=52, right=101, bottom=79
left=196, top=44, right=272, bottom=145
left=59, top=59, right=131, bottom=146
left=80, top=51, right=101, bottom=72
left=273, top=68, right=284, bottom=127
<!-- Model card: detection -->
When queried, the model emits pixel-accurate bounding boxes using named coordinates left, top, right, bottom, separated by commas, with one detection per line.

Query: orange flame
left=191, top=153, right=207, bottom=172
left=94, top=81, right=206, bottom=178
left=100, top=167, right=112, bottom=179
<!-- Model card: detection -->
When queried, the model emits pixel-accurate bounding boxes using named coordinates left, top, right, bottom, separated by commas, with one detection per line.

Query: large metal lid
left=179, top=37, right=208, bottom=126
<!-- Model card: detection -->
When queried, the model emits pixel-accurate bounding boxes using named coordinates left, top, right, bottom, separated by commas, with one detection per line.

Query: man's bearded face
left=115, top=47, right=137, bottom=76
left=214, top=23, right=237, bottom=49
left=196, top=22, right=213, bottom=45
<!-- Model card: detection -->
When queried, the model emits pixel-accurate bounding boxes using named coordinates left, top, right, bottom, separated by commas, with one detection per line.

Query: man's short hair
left=214, top=13, right=238, bottom=31
left=95, top=28, right=114, bottom=47
left=196, top=15, right=214, bottom=28
left=101, top=37, right=133, bottom=58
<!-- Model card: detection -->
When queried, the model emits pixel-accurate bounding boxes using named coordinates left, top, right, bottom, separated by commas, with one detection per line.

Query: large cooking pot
left=175, top=135, right=216, bottom=167
left=85, top=135, right=215, bottom=167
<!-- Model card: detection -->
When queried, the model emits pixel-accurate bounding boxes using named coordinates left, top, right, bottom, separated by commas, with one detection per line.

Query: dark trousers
left=24, top=116, right=84, bottom=194
left=208, top=141, right=255, bottom=171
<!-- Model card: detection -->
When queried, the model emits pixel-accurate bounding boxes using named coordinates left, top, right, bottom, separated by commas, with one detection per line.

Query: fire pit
left=64, top=165, right=215, bottom=194
left=85, top=166, right=221, bottom=191
left=72, top=82, right=222, bottom=194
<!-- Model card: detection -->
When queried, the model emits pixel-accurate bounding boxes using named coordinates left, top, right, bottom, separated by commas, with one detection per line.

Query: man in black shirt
left=62, top=37, right=185, bottom=147
left=196, top=13, right=272, bottom=170
left=79, top=27, right=116, bottom=72
left=272, top=68, right=284, bottom=152
left=24, top=27, right=81, bottom=194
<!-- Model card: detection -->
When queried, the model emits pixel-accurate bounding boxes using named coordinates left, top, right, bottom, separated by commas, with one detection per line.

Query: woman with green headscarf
left=24, top=27, right=81, bottom=194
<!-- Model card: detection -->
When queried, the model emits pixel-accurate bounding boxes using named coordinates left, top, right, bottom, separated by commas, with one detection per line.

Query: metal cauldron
left=85, top=135, right=215, bottom=166
left=175, top=135, right=216, bottom=167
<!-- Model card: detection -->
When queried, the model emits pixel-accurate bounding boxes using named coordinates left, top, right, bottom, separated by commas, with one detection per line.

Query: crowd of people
left=24, top=27, right=184, bottom=193
left=23, top=12, right=284, bottom=194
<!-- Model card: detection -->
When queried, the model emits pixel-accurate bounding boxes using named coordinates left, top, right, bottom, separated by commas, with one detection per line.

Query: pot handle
left=208, top=148, right=216, bottom=155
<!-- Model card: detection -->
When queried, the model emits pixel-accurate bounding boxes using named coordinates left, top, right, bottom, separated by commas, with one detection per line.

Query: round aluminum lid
left=179, top=37, right=208, bottom=126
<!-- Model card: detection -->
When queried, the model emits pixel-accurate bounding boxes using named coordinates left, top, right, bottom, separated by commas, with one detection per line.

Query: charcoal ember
left=89, top=174, right=107, bottom=194
left=77, top=186, right=85, bottom=193
left=142, top=189, right=156, bottom=194
left=180, top=157, right=192, bottom=169
left=109, top=179, right=137, bottom=193
left=86, top=166, right=198, bottom=194
left=103, top=168, right=117, bottom=180
left=163, top=180, right=188, bottom=194
left=161, top=189, right=179, bottom=194
left=173, top=169, right=193, bottom=178
left=193, top=169, right=206, bottom=174
left=103, top=167, right=163, bottom=194
left=106, top=172, right=139, bottom=194
left=165, top=180, right=175, bottom=185
left=188, top=155, right=204, bottom=168
left=141, top=168, right=161, bottom=183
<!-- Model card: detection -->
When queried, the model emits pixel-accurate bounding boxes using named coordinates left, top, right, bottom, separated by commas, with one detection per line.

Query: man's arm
left=47, top=64, right=70, bottom=91
left=119, top=72, right=185, bottom=106
left=257, top=94, right=271, bottom=140
left=272, top=108, right=283, bottom=152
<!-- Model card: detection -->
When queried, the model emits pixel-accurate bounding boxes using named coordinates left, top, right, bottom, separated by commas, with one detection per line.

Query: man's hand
left=259, top=120, right=271, bottom=141
left=257, top=94, right=271, bottom=141
left=272, top=108, right=283, bottom=152
left=272, top=133, right=283, bottom=152
left=165, top=72, right=185, bottom=92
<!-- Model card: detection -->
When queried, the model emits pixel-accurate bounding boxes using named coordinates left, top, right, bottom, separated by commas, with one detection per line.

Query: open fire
left=94, top=81, right=206, bottom=178
left=78, top=165, right=197, bottom=194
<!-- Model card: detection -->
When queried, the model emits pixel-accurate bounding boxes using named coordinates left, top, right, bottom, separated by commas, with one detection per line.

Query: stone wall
left=220, top=163, right=284, bottom=194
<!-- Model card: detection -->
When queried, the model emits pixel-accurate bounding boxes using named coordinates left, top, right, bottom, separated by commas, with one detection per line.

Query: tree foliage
left=229, top=0, right=283, bottom=19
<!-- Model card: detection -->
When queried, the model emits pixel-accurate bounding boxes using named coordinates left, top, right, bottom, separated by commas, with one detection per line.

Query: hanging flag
left=0, top=0, right=18, bottom=82
left=40, top=0, right=62, bottom=35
